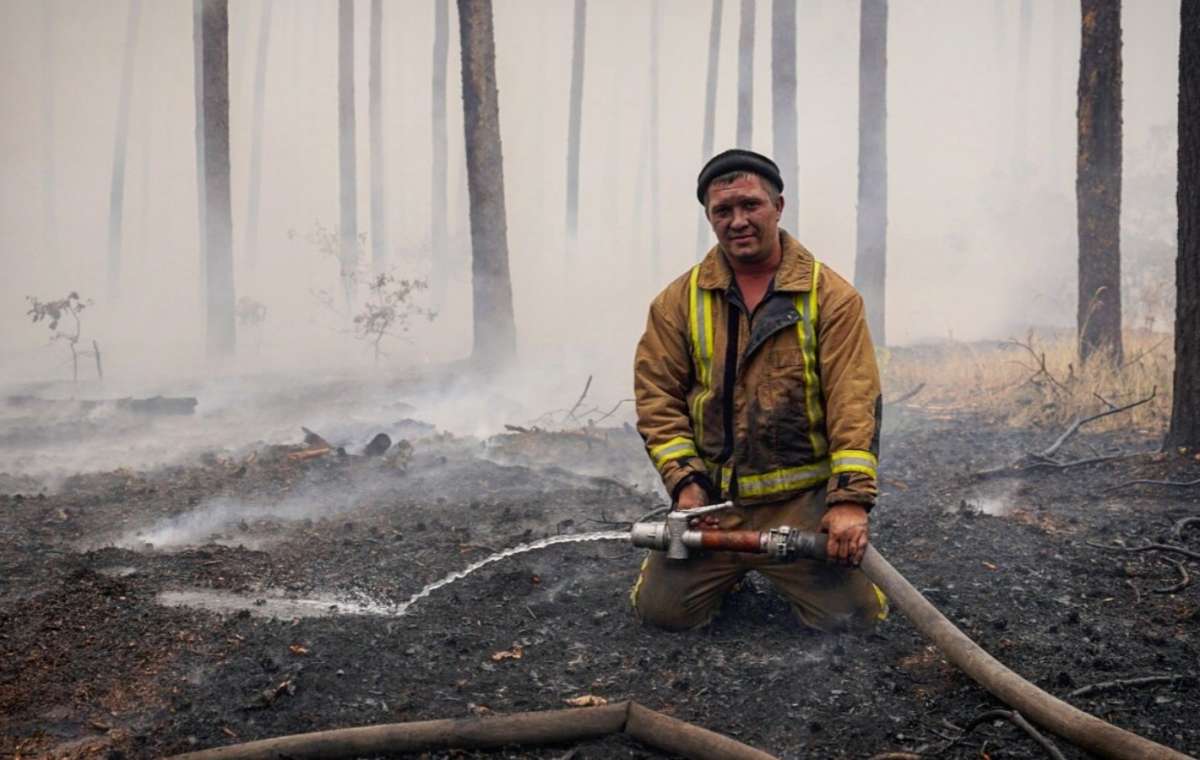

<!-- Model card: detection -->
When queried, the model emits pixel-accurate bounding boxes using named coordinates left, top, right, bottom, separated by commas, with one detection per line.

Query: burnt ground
left=1, top=399, right=1198, bottom=759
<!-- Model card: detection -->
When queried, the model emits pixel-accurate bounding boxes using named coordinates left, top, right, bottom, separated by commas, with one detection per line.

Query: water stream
left=154, top=530, right=633, bottom=619
left=393, top=530, right=630, bottom=616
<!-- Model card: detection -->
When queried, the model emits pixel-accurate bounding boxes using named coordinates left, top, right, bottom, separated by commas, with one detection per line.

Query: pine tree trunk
left=1076, top=0, right=1123, bottom=365
left=369, top=0, right=387, bottom=275
left=736, top=0, right=755, bottom=148
left=106, top=0, right=141, bottom=298
left=193, top=0, right=208, bottom=307
left=338, top=0, right=359, bottom=312
left=40, top=0, right=56, bottom=259
left=1167, top=0, right=1200, bottom=448
left=431, top=0, right=450, bottom=308
left=771, top=0, right=797, bottom=233
left=200, top=0, right=236, bottom=357
left=854, top=0, right=887, bottom=347
left=244, top=0, right=273, bottom=272
left=649, top=0, right=661, bottom=279
left=565, top=0, right=586, bottom=246
left=696, top=0, right=723, bottom=256
left=457, top=0, right=516, bottom=368
left=1014, top=0, right=1032, bottom=172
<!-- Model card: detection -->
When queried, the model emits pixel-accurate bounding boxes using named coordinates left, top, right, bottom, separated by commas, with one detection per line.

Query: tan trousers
left=629, top=487, right=887, bottom=632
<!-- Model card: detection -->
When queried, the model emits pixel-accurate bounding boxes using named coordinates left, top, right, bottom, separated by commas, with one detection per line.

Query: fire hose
left=629, top=501, right=1194, bottom=760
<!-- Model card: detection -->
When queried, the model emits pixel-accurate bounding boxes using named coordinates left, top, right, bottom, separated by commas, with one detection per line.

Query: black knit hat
left=696, top=149, right=784, bottom=205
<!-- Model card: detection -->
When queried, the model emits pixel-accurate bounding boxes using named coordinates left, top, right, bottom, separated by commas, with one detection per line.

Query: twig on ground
left=590, top=398, right=634, bottom=425
left=1008, top=337, right=1071, bottom=397
left=1102, top=478, right=1200, bottom=494
left=1125, top=578, right=1142, bottom=604
left=1039, top=388, right=1156, bottom=459
left=504, top=424, right=531, bottom=434
left=867, top=754, right=921, bottom=760
left=1173, top=515, right=1200, bottom=541
left=565, top=375, right=593, bottom=422
left=1086, top=540, right=1200, bottom=562
left=1092, top=391, right=1118, bottom=410
left=1152, top=556, right=1191, bottom=594
left=1068, top=674, right=1190, bottom=699
left=888, top=383, right=926, bottom=406
left=976, top=453, right=1128, bottom=480
left=962, top=709, right=1067, bottom=760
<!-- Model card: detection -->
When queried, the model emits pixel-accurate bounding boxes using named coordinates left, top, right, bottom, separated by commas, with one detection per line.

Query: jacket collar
left=697, top=229, right=816, bottom=293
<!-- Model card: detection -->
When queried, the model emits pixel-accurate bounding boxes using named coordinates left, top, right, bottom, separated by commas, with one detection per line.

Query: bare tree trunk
left=200, top=0, right=236, bottom=357
left=40, top=0, right=57, bottom=259
left=338, top=0, right=359, bottom=312
left=854, top=0, right=887, bottom=346
left=771, top=0, right=797, bottom=233
left=431, top=0, right=450, bottom=308
left=565, top=0, right=587, bottom=248
left=457, top=0, right=516, bottom=368
left=106, top=0, right=141, bottom=299
left=1014, top=0, right=1032, bottom=173
left=1167, top=0, right=1200, bottom=449
left=244, top=0, right=273, bottom=273
left=649, top=0, right=661, bottom=279
left=370, top=0, right=387, bottom=275
left=736, top=0, right=754, bottom=148
left=696, top=0, right=723, bottom=257
left=1076, top=0, right=1123, bottom=365
left=193, top=0, right=208, bottom=308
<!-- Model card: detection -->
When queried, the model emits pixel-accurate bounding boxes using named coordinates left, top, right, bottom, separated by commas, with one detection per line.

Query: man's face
left=705, top=174, right=784, bottom=266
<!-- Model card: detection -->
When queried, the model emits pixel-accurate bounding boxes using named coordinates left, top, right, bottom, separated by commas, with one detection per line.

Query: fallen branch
left=888, top=383, right=925, bottom=406
left=976, top=453, right=1128, bottom=480
left=590, top=398, right=634, bottom=425
left=1086, top=540, right=1200, bottom=562
left=1068, top=674, right=1190, bottom=699
left=1152, top=557, right=1191, bottom=594
left=1173, top=515, right=1200, bottom=541
left=1102, top=478, right=1200, bottom=495
left=962, top=710, right=1066, bottom=760
left=288, top=447, right=331, bottom=462
left=1039, top=389, right=1156, bottom=459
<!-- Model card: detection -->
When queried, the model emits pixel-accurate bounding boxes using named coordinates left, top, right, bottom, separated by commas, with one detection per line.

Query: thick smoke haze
left=0, top=0, right=1181, bottom=398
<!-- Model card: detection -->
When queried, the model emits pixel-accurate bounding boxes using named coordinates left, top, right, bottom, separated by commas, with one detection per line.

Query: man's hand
left=820, top=502, right=869, bottom=565
left=676, top=483, right=721, bottom=528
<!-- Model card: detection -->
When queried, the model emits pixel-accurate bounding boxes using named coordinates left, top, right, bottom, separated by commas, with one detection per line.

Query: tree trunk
left=565, top=0, right=587, bottom=248
left=193, top=0, right=208, bottom=307
left=736, top=0, right=754, bottom=148
left=854, top=0, right=887, bottom=347
left=106, top=0, right=141, bottom=299
left=649, top=0, right=661, bottom=279
left=1167, top=0, right=1200, bottom=449
left=338, top=0, right=359, bottom=312
left=457, top=0, right=517, bottom=368
left=431, top=0, right=450, bottom=308
left=244, top=0, right=273, bottom=272
left=200, top=0, right=236, bottom=357
left=696, top=0, right=723, bottom=257
left=1076, top=0, right=1123, bottom=365
left=771, top=0, right=797, bottom=233
left=40, top=0, right=56, bottom=259
left=369, top=0, right=387, bottom=275
left=1014, top=0, right=1032, bottom=172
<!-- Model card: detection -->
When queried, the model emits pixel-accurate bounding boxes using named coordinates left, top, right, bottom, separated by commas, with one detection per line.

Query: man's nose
left=730, top=209, right=750, bottom=228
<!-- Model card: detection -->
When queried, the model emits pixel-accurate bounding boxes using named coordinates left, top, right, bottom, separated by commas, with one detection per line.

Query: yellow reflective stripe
left=831, top=449, right=878, bottom=478
left=873, top=584, right=889, bottom=621
left=649, top=437, right=698, bottom=470
left=736, top=459, right=832, bottom=498
left=688, top=266, right=714, bottom=453
left=796, top=260, right=826, bottom=457
left=705, top=461, right=733, bottom=494
left=630, top=554, right=651, bottom=610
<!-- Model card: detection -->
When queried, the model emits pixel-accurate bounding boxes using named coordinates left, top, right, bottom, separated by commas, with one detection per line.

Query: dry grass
left=881, top=329, right=1173, bottom=434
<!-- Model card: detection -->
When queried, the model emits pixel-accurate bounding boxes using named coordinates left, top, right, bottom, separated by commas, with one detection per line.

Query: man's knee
left=794, top=581, right=888, bottom=633
left=629, top=555, right=726, bottom=631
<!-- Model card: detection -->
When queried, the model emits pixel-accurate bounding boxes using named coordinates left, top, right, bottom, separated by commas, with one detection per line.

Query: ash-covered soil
left=1, top=401, right=1198, bottom=759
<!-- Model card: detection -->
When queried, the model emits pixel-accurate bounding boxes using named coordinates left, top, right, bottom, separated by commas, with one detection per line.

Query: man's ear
left=776, top=194, right=785, bottom=218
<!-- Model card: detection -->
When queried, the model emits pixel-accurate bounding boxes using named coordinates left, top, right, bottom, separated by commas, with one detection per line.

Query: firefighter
left=630, top=149, right=887, bottom=632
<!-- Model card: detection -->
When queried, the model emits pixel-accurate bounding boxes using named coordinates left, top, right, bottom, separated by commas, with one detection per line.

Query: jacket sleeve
left=817, top=275, right=882, bottom=509
left=634, top=287, right=711, bottom=500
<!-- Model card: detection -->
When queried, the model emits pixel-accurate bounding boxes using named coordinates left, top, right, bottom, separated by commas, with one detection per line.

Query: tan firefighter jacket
left=634, top=231, right=882, bottom=508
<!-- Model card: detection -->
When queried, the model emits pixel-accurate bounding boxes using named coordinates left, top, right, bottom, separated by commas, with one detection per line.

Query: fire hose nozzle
left=629, top=510, right=827, bottom=563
